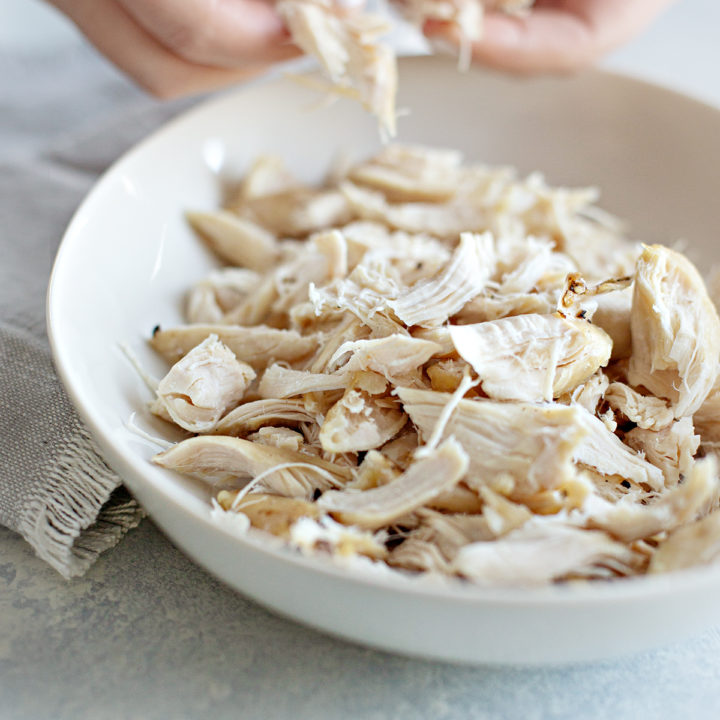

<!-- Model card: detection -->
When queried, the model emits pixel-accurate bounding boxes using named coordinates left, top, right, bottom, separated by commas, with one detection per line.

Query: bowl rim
left=46, top=55, right=720, bottom=607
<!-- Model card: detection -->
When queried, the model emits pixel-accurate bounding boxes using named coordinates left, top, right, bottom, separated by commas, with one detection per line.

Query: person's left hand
left=48, top=0, right=301, bottom=98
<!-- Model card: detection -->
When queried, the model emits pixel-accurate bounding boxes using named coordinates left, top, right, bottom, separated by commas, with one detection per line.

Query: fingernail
left=423, top=19, right=447, bottom=35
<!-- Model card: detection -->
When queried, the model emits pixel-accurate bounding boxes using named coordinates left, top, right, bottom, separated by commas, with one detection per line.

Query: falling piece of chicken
left=142, top=143, right=720, bottom=588
left=280, top=0, right=535, bottom=134
left=279, top=0, right=398, bottom=136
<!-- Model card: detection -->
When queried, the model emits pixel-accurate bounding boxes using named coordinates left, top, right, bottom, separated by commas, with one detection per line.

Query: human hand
left=48, top=0, right=301, bottom=98
left=425, top=0, right=677, bottom=74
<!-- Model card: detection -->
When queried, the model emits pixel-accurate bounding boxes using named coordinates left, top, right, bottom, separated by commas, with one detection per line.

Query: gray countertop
left=2, top=2, right=720, bottom=718
left=4, top=520, right=720, bottom=720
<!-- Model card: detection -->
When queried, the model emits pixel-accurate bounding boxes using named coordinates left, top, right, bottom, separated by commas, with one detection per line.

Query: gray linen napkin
left=0, top=44, right=193, bottom=577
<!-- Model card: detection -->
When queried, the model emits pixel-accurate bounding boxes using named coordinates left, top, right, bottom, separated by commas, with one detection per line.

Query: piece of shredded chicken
left=280, top=0, right=535, bottom=134
left=450, top=314, right=612, bottom=402
left=153, top=334, right=255, bottom=433
left=141, top=144, right=720, bottom=587
left=628, top=244, right=720, bottom=417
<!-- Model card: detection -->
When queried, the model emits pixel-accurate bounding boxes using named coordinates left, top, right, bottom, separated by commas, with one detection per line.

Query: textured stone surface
left=3, top=521, right=720, bottom=720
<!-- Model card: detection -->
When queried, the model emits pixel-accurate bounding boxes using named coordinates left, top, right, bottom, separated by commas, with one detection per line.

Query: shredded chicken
left=450, top=314, right=611, bottom=402
left=397, top=387, right=588, bottom=499
left=279, top=0, right=398, bottom=136
left=317, top=438, right=468, bottom=529
left=389, top=232, right=495, bottom=327
left=290, top=515, right=387, bottom=559
left=695, top=385, right=720, bottom=445
left=258, top=364, right=349, bottom=398
left=150, top=324, right=318, bottom=368
left=628, top=245, right=720, bottom=417
left=604, top=381, right=674, bottom=431
left=348, top=144, right=462, bottom=202
left=592, top=286, right=633, bottom=360
left=142, top=144, right=720, bottom=587
left=247, top=426, right=307, bottom=452
left=186, top=211, right=279, bottom=272
left=328, top=335, right=442, bottom=383
left=649, top=508, right=720, bottom=573
left=154, top=435, right=351, bottom=498
left=453, top=520, right=637, bottom=585
left=582, top=456, right=719, bottom=543
left=154, top=334, right=255, bottom=433
left=573, top=408, right=665, bottom=491
left=625, top=417, right=699, bottom=487
left=280, top=0, right=534, bottom=133
left=319, top=389, right=407, bottom=452
left=186, top=268, right=262, bottom=324
left=213, top=398, right=317, bottom=436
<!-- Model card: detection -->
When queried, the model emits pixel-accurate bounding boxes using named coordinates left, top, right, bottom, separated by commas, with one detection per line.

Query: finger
left=116, top=0, right=301, bottom=67
left=425, top=0, right=675, bottom=74
left=425, top=10, right=596, bottom=74
left=537, top=0, right=677, bottom=52
left=51, top=0, right=273, bottom=98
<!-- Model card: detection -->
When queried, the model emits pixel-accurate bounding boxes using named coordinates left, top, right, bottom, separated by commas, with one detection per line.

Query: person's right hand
left=425, top=0, right=676, bottom=74
left=48, top=0, right=301, bottom=98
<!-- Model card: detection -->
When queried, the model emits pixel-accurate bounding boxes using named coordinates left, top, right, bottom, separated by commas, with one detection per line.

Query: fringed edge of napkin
left=17, top=424, right=146, bottom=579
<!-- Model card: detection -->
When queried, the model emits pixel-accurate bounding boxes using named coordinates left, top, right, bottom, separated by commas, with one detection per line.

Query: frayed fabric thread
left=16, top=424, right=145, bottom=579
left=0, top=325, right=144, bottom=578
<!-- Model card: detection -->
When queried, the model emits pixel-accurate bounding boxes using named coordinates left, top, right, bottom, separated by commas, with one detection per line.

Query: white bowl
left=48, top=57, right=720, bottom=665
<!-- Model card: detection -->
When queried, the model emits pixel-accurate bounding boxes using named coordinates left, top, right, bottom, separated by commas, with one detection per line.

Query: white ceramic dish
left=48, top=57, right=720, bottom=665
